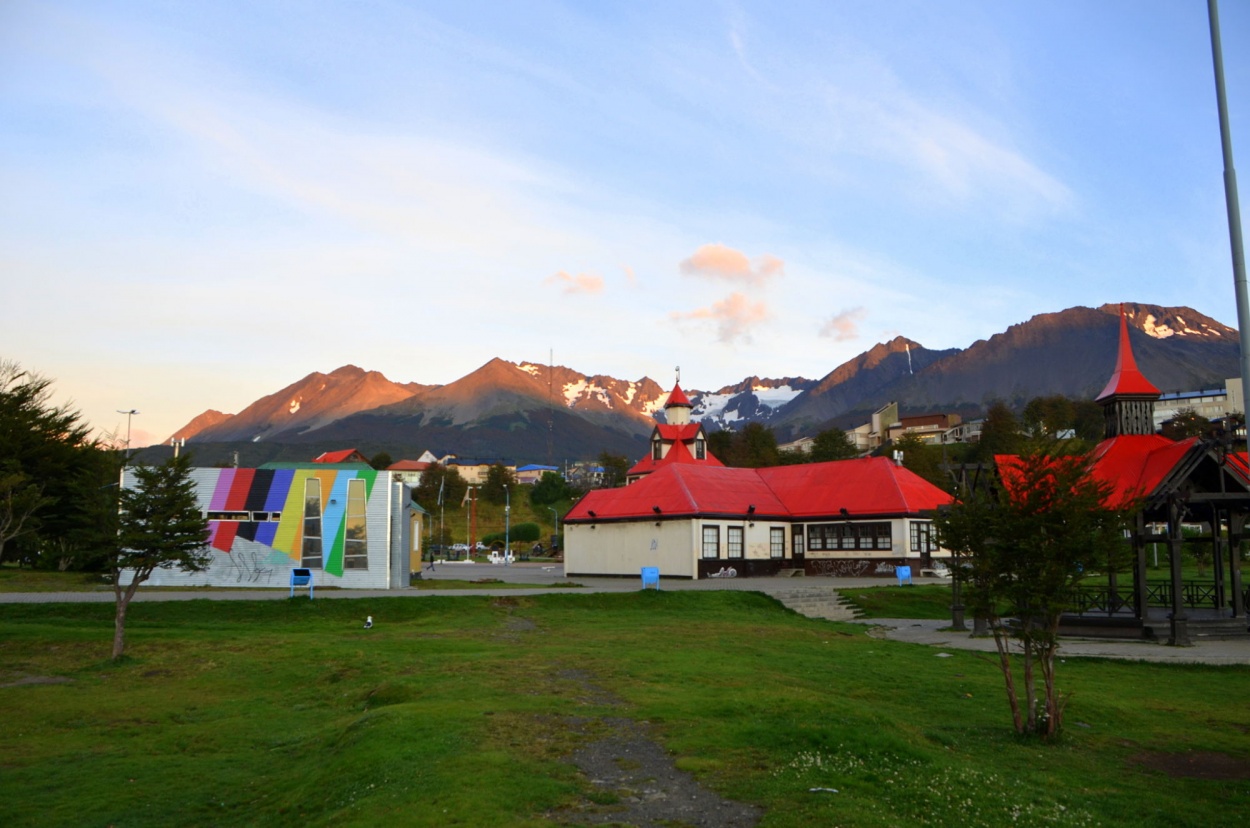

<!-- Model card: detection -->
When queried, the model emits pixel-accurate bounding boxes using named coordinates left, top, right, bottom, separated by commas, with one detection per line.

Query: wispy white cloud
left=819, top=307, right=867, bottom=341
left=679, top=243, right=784, bottom=285
left=546, top=270, right=604, bottom=295
left=671, top=291, right=770, bottom=343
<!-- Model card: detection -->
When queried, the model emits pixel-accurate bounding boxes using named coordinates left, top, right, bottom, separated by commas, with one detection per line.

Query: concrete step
left=770, top=587, right=861, bottom=622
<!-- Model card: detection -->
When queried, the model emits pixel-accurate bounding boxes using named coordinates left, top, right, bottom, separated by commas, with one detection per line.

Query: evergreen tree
left=597, top=451, right=631, bottom=488
left=934, top=451, right=1131, bottom=739
left=112, top=455, right=211, bottom=659
left=810, top=427, right=858, bottom=462
left=481, top=463, right=517, bottom=505
left=413, top=463, right=467, bottom=513
left=529, top=471, right=572, bottom=506
left=0, top=360, right=108, bottom=565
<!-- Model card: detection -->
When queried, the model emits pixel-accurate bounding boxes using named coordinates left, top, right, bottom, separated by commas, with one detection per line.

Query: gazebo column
left=1132, top=513, right=1149, bottom=628
left=1167, top=497, right=1191, bottom=646
left=1211, top=505, right=1227, bottom=612
left=1230, top=513, right=1246, bottom=619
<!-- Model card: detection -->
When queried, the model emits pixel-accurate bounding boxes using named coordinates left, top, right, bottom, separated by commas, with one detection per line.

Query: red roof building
left=565, top=382, right=953, bottom=579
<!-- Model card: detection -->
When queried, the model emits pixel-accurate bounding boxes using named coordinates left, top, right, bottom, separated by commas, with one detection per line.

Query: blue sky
left=2, top=1, right=1248, bottom=447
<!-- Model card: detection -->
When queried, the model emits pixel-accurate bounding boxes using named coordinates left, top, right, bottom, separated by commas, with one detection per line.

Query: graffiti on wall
left=807, top=559, right=902, bottom=577
left=197, top=467, right=377, bottom=577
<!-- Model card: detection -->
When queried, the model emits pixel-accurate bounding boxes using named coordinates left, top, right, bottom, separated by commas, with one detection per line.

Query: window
left=652, top=438, right=663, bottom=461
left=702, top=525, right=720, bottom=558
left=206, top=511, right=250, bottom=522
left=808, top=522, right=892, bottom=551
left=344, top=478, right=368, bottom=570
left=792, top=525, right=805, bottom=557
left=302, top=477, right=323, bottom=568
left=770, top=527, right=785, bottom=558
left=910, top=521, right=935, bottom=553
left=694, top=437, right=706, bottom=460
left=727, top=526, right=744, bottom=559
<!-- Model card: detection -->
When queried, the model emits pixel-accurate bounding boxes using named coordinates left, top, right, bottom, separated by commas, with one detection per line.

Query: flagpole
left=1208, top=0, right=1250, bottom=452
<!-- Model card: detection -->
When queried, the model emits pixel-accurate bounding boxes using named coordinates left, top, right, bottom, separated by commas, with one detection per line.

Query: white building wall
left=564, top=520, right=698, bottom=578
left=119, top=467, right=406, bottom=590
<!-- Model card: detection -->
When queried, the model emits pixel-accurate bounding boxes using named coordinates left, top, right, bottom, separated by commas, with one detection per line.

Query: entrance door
left=791, top=525, right=805, bottom=566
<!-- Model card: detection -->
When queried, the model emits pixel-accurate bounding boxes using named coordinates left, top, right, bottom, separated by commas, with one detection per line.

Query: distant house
left=848, top=401, right=899, bottom=453
left=516, top=464, right=560, bottom=485
left=887, top=413, right=962, bottom=445
left=447, top=458, right=514, bottom=485
left=313, top=448, right=371, bottom=464
left=1152, top=378, right=1244, bottom=431
left=119, top=462, right=426, bottom=589
left=387, top=459, right=430, bottom=487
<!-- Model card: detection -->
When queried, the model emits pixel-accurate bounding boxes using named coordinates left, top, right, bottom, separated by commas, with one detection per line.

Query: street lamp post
left=116, top=409, right=139, bottom=459
left=504, top=484, right=511, bottom=566
left=548, top=506, right=559, bottom=553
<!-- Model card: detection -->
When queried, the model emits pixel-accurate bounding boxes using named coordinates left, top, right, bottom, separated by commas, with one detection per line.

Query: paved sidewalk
left=851, top=618, right=1250, bottom=666
left=4, top=565, right=1247, bottom=666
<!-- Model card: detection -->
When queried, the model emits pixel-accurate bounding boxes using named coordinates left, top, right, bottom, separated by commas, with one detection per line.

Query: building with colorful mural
left=119, top=462, right=424, bottom=589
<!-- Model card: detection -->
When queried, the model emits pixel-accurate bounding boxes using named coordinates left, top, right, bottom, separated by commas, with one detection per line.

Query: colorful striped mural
left=201, top=467, right=377, bottom=577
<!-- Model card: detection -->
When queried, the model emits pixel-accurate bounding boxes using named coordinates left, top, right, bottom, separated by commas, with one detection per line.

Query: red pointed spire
left=1095, top=305, right=1161, bottom=401
left=665, top=383, right=692, bottom=408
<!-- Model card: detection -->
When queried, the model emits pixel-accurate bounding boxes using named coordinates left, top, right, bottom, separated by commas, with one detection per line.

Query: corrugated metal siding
left=120, top=467, right=399, bottom=590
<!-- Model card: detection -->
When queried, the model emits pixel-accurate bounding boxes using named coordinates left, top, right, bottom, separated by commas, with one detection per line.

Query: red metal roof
left=626, top=426, right=723, bottom=477
left=568, top=457, right=951, bottom=522
left=665, top=383, right=692, bottom=407
left=993, top=436, right=1197, bottom=510
left=313, top=449, right=368, bottom=464
left=1088, top=434, right=1196, bottom=507
left=387, top=460, right=430, bottom=471
left=1095, top=309, right=1161, bottom=401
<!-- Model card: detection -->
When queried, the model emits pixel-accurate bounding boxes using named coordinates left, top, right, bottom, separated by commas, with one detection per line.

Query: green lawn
left=1, top=591, right=1246, bottom=826
left=839, top=583, right=957, bottom=619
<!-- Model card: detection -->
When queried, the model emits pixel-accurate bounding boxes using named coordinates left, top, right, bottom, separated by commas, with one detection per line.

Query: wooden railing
left=1069, top=581, right=1249, bottom=615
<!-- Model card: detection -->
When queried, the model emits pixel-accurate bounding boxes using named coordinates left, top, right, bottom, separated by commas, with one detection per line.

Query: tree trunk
left=112, top=571, right=144, bottom=660
left=990, top=621, right=1024, bottom=734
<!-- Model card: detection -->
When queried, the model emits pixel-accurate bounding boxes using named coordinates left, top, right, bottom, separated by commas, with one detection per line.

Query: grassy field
left=839, top=584, right=957, bottom=620
left=1, top=591, right=1247, bottom=827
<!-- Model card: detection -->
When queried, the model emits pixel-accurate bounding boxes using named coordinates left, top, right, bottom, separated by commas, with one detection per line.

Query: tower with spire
left=1095, top=306, right=1161, bottom=438
left=625, top=375, right=722, bottom=484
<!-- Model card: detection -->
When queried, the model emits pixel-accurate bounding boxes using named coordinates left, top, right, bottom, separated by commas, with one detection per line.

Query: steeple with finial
left=664, top=365, right=693, bottom=426
left=1096, top=305, right=1161, bottom=438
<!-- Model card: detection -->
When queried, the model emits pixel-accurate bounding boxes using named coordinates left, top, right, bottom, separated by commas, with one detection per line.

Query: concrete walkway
left=3, top=563, right=1246, bottom=665
left=851, top=618, right=1250, bottom=666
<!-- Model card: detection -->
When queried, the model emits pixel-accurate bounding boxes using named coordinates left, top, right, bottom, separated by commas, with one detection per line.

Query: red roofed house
left=626, top=383, right=722, bottom=484
left=995, top=307, right=1248, bottom=644
left=313, top=449, right=371, bottom=464
left=565, top=381, right=953, bottom=579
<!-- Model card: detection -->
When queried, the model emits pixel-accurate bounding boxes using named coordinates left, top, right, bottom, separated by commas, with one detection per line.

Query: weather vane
left=675, top=365, right=680, bottom=384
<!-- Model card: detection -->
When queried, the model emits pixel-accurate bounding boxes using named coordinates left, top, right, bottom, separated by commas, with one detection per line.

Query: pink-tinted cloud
left=819, top=307, right=867, bottom=341
left=545, top=270, right=604, bottom=295
left=672, top=291, right=770, bottom=343
left=679, top=243, right=784, bottom=285
left=622, top=264, right=637, bottom=286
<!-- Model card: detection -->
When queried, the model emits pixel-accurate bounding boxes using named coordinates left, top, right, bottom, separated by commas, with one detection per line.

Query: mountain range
left=155, top=303, right=1240, bottom=466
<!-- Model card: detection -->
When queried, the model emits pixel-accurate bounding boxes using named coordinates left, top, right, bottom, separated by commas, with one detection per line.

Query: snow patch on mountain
left=1141, top=314, right=1175, bottom=339
left=752, top=384, right=805, bottom=408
